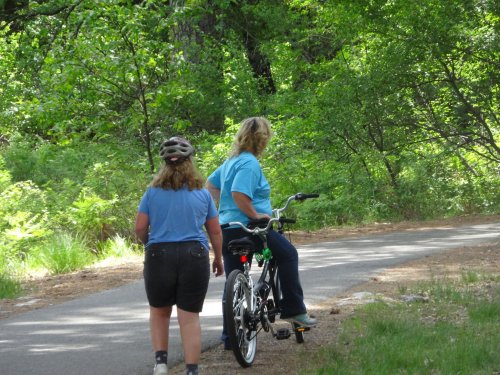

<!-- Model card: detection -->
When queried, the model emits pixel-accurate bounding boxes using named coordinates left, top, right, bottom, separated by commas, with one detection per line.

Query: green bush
left=80, top=158, right=149, bottom=238
left=98, top=234, right=141, bottom=259
left=2, top=139, right=149, bottom=239
left=66, top=188, right=117, bottom=242
left=1, top=140, right=38, bottom=183
left=2, top=139, right=94, bottom=186
left=0, top=180, right=51, bottom=265
left=34, top=232, right=94, bottom=275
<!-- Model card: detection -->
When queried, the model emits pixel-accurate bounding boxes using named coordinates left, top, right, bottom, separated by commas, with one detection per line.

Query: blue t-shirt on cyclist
left=208, top=117, right=317, bottom=351
left=208, top=151, right=272, bottom=226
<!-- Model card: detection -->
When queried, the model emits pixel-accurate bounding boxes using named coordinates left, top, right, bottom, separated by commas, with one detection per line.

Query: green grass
left=0, top=231, right=141, bottom=301
left=34, top=232, right=94, bottom=275
left=302, top=277, right=500, bottom=375
left=97, top=234, right=140, bottom=259
left=0, top=273, right=22, bottom=299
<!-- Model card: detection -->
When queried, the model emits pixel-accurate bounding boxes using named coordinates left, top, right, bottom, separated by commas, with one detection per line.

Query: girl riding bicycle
left=206, top=116, right=317, bottom=350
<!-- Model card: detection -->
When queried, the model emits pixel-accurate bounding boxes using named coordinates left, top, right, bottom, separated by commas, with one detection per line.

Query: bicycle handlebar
left=220, top=192, right=319, bottom=235
left=220, top=220, right=276, bottom=232
left=294, top=193, right=320, bottom=201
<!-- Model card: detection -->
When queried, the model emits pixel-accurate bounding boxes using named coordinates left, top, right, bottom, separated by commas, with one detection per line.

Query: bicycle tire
left=271, top=264, right=304, bottom=344
left=224, top=269, right=257, bottom=367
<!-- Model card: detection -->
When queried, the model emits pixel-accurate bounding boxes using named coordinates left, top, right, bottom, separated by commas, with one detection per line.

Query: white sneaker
left=153, top=363, right=168, bottom=375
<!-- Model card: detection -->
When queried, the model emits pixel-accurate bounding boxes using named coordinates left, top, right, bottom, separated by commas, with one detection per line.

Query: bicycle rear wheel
left=224, top=269, right=257, bottom=367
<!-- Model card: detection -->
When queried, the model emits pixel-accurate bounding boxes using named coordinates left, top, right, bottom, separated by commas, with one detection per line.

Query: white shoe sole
left=153, top=363, right=168, bottom=375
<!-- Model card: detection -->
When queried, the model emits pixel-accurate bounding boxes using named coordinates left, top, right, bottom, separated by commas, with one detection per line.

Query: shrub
left=35, top=232, right=94, bottom=275
left=98, top=234, right=140, bottom=259
left=0, top=180, right=51, bottom=265
left=66, top=188, right=117, bottom=243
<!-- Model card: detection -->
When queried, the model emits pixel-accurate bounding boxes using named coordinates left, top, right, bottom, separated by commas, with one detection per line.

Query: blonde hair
left=230, top=117, right=272, bottom=157
left=151, top=158, right=205, bottom=190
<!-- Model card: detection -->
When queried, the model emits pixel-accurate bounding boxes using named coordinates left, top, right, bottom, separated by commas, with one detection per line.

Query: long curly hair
left=230, top=117, right=272, bottom=157
left=151, top=158, right=205, bottom=190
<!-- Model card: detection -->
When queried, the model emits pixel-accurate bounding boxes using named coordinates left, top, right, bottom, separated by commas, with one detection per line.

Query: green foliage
left=0, top=273, right=22, bottom=299
left=0, top=0, right=498, bottom=284
left=2, top=139, right=92, bottom=185
left=195, top=121, right=237, bottom=177
left=98, top=234, right=141, bottom=259
left=0, top=180, right=50, bottom=264
left=67, top=188, right=117, bottom=243
left=2, top=136, right=148, bottom=226
left=34, top=232, right=94, bottom=275
left=0, top=28, right=22, bottom=138
left=0, top=155, right=12, bottom=191
left=0, top=137, right=149, bottom=280
left=80, top=157, right=148, bottom=237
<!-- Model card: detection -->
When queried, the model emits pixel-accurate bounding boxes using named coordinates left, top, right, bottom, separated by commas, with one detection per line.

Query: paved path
left=0, top=223, right=498, bottom=375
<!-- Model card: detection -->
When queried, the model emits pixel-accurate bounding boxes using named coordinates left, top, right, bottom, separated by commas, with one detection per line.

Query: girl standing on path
left=136, top=137, right=224, bottom=375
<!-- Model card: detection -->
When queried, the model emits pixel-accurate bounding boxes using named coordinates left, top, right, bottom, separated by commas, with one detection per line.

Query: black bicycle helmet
left=159, top=136, right=194, bottom=164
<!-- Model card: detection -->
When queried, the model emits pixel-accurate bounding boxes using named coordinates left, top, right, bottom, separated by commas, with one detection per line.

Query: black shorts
left=143, top=241, right=210, bottom=313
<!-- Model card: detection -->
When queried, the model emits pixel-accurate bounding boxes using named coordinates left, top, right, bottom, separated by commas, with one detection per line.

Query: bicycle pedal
left=275, top=328, right=291, bottom=340
left=294, top=326, right=311, bottom=332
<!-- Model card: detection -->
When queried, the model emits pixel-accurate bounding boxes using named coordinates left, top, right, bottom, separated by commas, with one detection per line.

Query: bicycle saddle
left=228, top=237, right=255, bottom=255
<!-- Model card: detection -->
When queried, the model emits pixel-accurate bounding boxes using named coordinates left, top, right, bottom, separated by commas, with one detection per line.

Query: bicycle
left=221, top=192, right=319, bottom=368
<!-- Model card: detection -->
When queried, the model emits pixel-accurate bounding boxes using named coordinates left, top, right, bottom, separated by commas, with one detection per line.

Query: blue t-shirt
left=137, top=187, right=218, bottom=250
left=208, top=152, right=272, bottom=226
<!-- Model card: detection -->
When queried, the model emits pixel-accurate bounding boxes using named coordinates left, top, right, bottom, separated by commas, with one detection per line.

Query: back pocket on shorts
left=190, top=246, right=207, bottom=259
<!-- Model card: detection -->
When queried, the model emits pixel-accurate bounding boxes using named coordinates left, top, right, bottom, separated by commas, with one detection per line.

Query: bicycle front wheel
left=224, top=269, right=257, bottom=368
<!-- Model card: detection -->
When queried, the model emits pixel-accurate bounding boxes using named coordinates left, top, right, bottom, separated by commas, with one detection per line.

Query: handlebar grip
left=280, top=218, right=296, bottom=224
left=295, top=193, right=320, bottom=201
left=221, top=223, right=230, bottom=229
left=304, top=193, right=320, bottom=198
